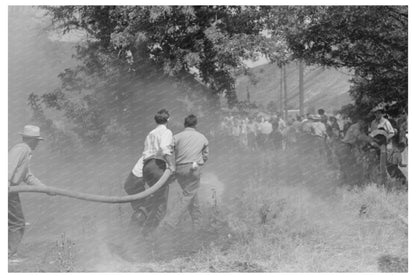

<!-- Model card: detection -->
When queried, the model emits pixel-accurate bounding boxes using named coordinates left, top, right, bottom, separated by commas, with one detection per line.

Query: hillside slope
left=236, top=62, right=353, bottom=114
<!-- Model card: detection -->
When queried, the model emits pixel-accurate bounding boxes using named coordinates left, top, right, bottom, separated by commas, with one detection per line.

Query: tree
left=271, top=6, right=408, bottom=117
left=32, top=5, right=272, bottom=143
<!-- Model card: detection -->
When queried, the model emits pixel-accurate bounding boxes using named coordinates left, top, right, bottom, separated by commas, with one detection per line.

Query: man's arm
left=8, top=146, right=23, bottom=185
left=24, top=169, right=45, bottom=186
left=202, top=141, right=209, bottom=163
left=384, top=120, right=396, bottom=139
left=161, top=130, right=175, bottom=172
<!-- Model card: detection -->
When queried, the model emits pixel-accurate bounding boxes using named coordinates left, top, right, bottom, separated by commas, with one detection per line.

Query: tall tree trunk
left=283, top=64, right=288, bottom=121
left=279, top=66, right=283, bottom=114
left=299, top=60, right=304, bottom=116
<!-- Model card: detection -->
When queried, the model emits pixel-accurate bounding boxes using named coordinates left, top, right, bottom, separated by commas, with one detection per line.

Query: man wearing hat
left=8, top=125, right=45, bottom=262
left=370, top=105, right=395, bottom=140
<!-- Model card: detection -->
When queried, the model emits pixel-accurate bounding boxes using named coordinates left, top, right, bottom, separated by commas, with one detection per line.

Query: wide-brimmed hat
left=19, top=125, right=44, bottom=140
left=371, top=103, right=386, bottom=113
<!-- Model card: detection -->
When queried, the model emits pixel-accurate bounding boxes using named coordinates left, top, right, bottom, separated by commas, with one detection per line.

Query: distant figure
left=327, top=116, right=341, bottom=139
left=132, top=109, right=175, bottom=236
left=246, top=117, right=258, bottom=151
left=277, top=115, right=287, bottom=150
left=286, top=115, right=302, bottom=147
left=160, top=114, right=209, bottom=231
left=311, top=115, right=327, bottom=138
left=386, top=142, right=407, bottom=186
left=8, top=125, right=46, bottom=263
left=258, top=117, right=273, bottom=149
left=335, top=119, right=373, bottom=184
left=239, top=117, right=248, bottom=149
left=301, top=114, right=317, bottom=135
left=318, top=109, right=328, bottom=125
left=270, top=115, right=280, bottom=150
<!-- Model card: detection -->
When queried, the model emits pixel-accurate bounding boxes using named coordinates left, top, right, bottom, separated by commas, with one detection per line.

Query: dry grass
left=163, top=182, right=407, bottom=272
left=11, top=147, right=408, bottom=272
left=139, top=149, right=408, bottom=272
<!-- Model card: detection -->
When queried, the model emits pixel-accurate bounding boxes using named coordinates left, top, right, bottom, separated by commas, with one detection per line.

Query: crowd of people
left=219, top=108, right=350, bottom=151
left=218, top=105, right=408, bottom=187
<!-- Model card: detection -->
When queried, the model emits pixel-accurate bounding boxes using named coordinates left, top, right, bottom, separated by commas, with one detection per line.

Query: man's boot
left=8, top=229, right=25, bottom=263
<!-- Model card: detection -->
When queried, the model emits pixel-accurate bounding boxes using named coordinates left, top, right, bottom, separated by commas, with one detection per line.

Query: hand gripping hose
left=8, top=169, right=171, bottom=204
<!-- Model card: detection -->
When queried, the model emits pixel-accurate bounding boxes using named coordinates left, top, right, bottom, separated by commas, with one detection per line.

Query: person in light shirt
left=370, top=107, right=395, bottom=140
left=8, top=125, right=47, bottom=263
left=159, top=114, right=209, bottom=231
left=123, top=109, right=175, bottom=236
left=258, top=116, right=273, bottom=149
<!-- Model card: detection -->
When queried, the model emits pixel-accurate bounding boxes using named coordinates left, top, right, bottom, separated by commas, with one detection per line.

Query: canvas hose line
left=8, top=169, right=171, bottom=204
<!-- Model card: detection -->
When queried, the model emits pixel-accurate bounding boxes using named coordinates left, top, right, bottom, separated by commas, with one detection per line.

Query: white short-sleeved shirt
left=142, top=124, right=174, bottom=161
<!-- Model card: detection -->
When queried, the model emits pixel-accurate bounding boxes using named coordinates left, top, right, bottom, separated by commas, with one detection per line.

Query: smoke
left=9, top=7, right=360, bottom=271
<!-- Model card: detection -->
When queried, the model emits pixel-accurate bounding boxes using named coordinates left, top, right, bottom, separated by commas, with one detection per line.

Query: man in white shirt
left=124, top=109, right=175, bottom=236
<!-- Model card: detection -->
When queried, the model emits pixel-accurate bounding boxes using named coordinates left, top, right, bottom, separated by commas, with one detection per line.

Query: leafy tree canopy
left=31, top=5, right=276, bottom=143
left=267, top=6, right=407, bottom=117
left=29, top=5, right=407, bottom=145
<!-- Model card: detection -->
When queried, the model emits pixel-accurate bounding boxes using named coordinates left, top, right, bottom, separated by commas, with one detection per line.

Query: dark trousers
left=387, top=163, right=407, bottom=184
left=124, top=172, right=147, bottom=213
left=124, top=158, right=169, bottom=236
left=8, top=192, right=25, bottom=256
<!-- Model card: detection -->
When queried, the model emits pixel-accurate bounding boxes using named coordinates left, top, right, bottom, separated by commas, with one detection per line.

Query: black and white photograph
left=6, top=3, right=409, bottom=273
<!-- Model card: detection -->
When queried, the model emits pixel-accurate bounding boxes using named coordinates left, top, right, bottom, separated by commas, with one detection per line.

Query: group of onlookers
left=219, top=112, right=289, bottom=151
left=219, top=105, right=408, bottom=188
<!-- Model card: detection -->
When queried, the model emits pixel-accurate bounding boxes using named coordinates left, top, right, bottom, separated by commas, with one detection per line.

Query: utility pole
left=279, top=65, right=283, bottom=114
left=299, top=60, right=304, bottom=116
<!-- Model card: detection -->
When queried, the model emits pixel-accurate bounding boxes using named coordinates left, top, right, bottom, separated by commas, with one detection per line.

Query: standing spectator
left=292, top=115, right=302, bottom=133
left=334, top=119, right=374, bottom=184
left=318, top=109, right=328, bottom=125
left=342, top=116, right=353, bottom=137
left=258, top=116, right=273, bottom=149
left=398, top=112, right=408, bottom=145
left=160, top=114, right=209, bottom=230
left=277, top=115, right=287, bottom=150
left=370, top=106, right=395, bottom=140
left=239, top=117, right=248, bottom=149
left=231, top=117, right=241, bottom=141
left=386, top=142, right=407, bottom=186
left=270, top=115, right=281, bottom=150
left=301, top=114, right=316, bottom=135
left=328, top=116, right=341, bottom=139
left=8, top=125, right=46, bottom=262
left=246, top=117, right=258, bottom=151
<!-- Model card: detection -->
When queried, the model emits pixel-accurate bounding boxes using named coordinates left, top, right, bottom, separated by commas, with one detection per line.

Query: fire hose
left=8, top=169, right=171, bottom=204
